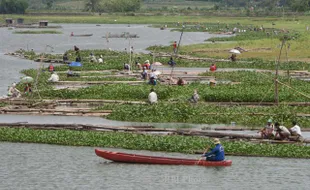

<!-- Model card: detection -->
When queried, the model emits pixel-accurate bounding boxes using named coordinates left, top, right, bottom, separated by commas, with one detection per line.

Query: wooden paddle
left=196, top=146, right=210, bottom=165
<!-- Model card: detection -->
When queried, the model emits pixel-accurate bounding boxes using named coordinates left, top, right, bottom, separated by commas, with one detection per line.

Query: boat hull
left=95, top=149, right=232, bottom=167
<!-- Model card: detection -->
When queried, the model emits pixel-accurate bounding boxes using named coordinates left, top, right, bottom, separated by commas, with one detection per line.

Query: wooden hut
left=39, top=20, right=48, bottom=27
left=17, top=18, right=24, bottom=24
left=5, top=18, right=13, bottom=25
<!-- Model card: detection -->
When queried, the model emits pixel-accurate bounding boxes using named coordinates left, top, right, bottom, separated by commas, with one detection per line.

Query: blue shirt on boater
left=204, top=144, right=225, bottom=161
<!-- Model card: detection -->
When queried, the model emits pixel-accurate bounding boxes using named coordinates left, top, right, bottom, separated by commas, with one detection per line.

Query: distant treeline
left=1, top=0, right=310, bottom=14
left=86, top=0, right=141, bottom=13
left=0, top=0, right=28, bottom=14
left=187, top=0, right=310, bottom=12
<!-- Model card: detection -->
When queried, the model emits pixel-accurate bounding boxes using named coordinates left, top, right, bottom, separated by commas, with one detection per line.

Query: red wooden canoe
left=95, top=149, right=232, bottom=167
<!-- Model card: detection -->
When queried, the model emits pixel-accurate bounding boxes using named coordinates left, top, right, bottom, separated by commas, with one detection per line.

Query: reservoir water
left=0, top=24, right=225, bottom=95
left=1, top=24, right=309, bottom=190
left=1, top=142, right=309, bottom=190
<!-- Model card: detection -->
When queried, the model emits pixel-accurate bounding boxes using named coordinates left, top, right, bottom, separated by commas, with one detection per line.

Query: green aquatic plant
left=0, top=103, right=7, bottom=107
left=23, top=70, right=310, bottom=103
left=0, top=127, right=309, bottom=158
left=103, top=103, right=310, bottom=128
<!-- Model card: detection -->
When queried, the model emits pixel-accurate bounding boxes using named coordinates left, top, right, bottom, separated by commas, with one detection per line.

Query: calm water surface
left=1, top=24, right=309, bottom=190
left=0, top=142, right=309, bottom=190
left=0, top=24, right=225, bottom=95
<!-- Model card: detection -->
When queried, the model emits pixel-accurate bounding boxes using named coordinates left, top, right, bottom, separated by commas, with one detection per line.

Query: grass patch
left=103, top=103, right=310, bottom=128
left=0, top=127, right=309, bottom=158
left=58, top=74, right=137, bottom=81
left=149, top=32, right=310, bottom=62
left=0, top=103, right=7, bottom=107
left=21, top=69, right=310, bottom=103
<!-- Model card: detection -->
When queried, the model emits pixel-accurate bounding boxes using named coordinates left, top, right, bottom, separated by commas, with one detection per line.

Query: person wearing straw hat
left=229, top=53, right=237, bottom=62
left=209, top=78, right=217, bottom=87
left=143, top=60, right=151, bottom=70
left=201, top=138, right=225, bottom=161
left=259, top=119, right=275, bottom=139
left=7, top=83, right=21, bottom=98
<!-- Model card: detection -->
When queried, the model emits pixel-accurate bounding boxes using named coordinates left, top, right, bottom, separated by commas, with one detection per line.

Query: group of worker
left=200, top=119, right=304, bottom=162
left=259, top=119, right=303, bottom=141
left=89, top=53, right=104, bottom=63
left=147, top=88, right=199, bottom=104
left=7, top=82, right=32, bottom=98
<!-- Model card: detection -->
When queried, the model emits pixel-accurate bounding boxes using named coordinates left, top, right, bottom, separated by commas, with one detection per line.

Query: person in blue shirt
left=201, top=138, right=225, bottom=161
left=168, top=57, right=176, bottom=67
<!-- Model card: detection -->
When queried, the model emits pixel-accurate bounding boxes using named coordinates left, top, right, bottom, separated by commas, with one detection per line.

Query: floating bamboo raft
left=290, top=71, right=310, bottom=81
left=104, top=33, right=139, bottom=38
left=34, top=58, right=64, bottom=63
left=55, top=80, right=145, bottom=85
left=2, top=98, right=310, bottom=107
left=71, top=34, right=93, bottom=37
left=80, top=75, right=140, bottom=79
left=57, top=70, right=118, bottom=74
left=14, top=25, right=62, bottom=28
left=5, top=52, right=65, bottom=64
left=150, top=52, right=236, bottom=63
left=0, top=107, right=112, bottom=117
left=0, top=123, right=308, bottom=144
left=0, top=99, right=147, bottom=107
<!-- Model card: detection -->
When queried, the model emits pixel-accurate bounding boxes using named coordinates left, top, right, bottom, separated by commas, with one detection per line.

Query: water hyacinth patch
left=0, top=127, right=309, bottom=158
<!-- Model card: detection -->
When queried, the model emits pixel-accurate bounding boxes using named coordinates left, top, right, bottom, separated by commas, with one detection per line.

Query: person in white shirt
left=189, top=89, right=199, bottom=103
left=124, top=63, right=130, bottom=71
left=8, top=83, right=21, bottom=98
left=149, top=69, right=157, bottom=79
left=98, top=55, right=103, bottom=63
left=274, top=122, right=290, bottom=140
left=148, top=89, right=157, bottom=104
left=89, top=53, right=97, bottom=63
left=149, top=69, right=158, bottom=85
left=290, top=121, right=303, bottom=141
left=290, top=121, right=302, bottom=136
left=48, top=72, right=59, bottom=82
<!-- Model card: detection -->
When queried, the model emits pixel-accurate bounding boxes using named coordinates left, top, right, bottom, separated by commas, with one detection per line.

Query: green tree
left=85, top=0, right=101, bottom=12
left=289, top=0, right=310, bottom=11
left=101, top=0, right=141, bottom=12
left=46, top=0, right=54, bottom=9
left=0, top=0, right=28, bottom=14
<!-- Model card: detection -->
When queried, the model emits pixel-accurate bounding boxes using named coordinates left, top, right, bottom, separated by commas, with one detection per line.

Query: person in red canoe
left=201, top=138, right=225, bottom=161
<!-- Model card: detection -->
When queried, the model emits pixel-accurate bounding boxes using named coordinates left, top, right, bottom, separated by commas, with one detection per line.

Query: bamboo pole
left=1, top=124, right=308, bottom=143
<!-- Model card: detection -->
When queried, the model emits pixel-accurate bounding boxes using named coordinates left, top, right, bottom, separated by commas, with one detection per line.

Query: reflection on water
left=0, top=142, right=309, bottom=190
